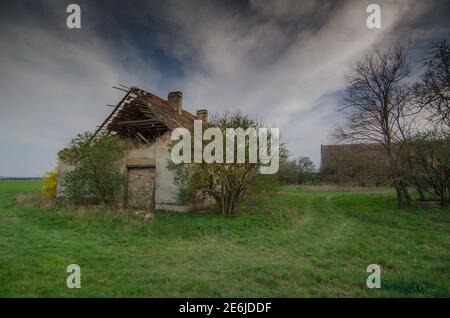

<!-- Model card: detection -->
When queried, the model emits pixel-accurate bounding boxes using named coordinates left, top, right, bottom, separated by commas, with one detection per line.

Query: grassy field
left=0, top=180, right=448, bottom=297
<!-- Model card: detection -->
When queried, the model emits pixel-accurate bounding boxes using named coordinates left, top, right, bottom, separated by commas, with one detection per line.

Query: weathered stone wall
left=56, top=162, right=74, bottom=197
left=155, top=132, right=184, bottom=211
left=121, top=133, right=184, bottom=211
left=122, top=144, right=156, bottom=170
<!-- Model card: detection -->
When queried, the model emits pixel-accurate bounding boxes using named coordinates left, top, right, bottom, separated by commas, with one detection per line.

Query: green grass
left=0, top=181, right=448, bottom=297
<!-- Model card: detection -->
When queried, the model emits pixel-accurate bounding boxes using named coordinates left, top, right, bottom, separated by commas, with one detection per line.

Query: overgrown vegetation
left=58, top=132, right=128, bottom=206
left=404, top=130, right=450, bottom=205
left=1, top=180, right=448, bottom=297
left=170, top=111, right=286, bottom=215
left=278, top=156, right=319, bottom=185
left=321, top=145, right=390, bottom=187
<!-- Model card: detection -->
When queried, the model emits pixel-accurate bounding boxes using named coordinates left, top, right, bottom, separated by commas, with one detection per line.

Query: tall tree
left=332, top=45, right=416, bottom=207
left=413, top=40, right=450, bottom=127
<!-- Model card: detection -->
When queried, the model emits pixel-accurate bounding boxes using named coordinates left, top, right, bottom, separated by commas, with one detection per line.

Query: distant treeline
left=0, top=177, right=41, bottom=181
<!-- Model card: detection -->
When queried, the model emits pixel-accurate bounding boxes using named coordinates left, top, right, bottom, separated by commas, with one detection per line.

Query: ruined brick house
left=57, top=86, right=209, bottom=211
left=320, top=143, right=389, bottom=186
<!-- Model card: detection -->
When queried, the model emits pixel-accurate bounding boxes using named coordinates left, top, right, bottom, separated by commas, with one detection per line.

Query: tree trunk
left=447, top=184, right=450, bottom=203
left=416, top=184, right=426, bottom=201
left=402, top=185, right=412, bottom=205
left=394, top=184, right=404, bottom=208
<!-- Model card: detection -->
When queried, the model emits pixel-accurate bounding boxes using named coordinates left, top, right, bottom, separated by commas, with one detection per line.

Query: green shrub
left=59, top=131, right=127, bottom=206
left=169, top=111, right=287, bottom=215
left=279, top=156, right=319, bottom=185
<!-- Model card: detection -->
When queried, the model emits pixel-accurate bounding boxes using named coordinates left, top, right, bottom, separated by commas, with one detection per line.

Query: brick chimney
left=196, top=109, right=208, bottom=124
left=168, top=91, right=183, bottom=115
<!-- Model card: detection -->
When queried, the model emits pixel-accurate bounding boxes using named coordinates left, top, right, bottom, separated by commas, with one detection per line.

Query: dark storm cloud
left=0, top=0, right=448, bottom=176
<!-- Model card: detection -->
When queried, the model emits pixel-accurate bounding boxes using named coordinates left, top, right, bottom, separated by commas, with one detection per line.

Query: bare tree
left=332, top=45, right=417, bottom=207
left=413, top=40, right=450, bottom=127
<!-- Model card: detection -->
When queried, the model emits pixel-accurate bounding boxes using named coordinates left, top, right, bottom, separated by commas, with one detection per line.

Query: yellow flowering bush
left=42, top=170, right=58, bottom=199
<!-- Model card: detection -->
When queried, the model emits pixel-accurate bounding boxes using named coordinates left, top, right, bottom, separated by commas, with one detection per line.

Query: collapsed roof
left=95, top=86, right=196, bottom=143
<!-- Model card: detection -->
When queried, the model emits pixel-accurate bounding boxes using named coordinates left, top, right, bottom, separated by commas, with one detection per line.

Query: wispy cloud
left=0, top=0, right=447, bottom=176
left=156, top=0, right=437, bottom=158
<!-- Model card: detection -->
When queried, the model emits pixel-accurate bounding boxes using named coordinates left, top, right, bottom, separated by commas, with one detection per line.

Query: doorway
left=126, top=166, right=155, bottom=209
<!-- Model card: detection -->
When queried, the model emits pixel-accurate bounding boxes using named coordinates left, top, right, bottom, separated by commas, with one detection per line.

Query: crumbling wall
left=56, top=162, right=74, bottom=197
left=154, top=132, right=184, bottom=211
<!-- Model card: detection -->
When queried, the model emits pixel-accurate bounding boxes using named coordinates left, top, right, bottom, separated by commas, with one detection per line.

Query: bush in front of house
left=170, top=111, right=287, bottom=215
left=59, top=131, right=127, bottom=206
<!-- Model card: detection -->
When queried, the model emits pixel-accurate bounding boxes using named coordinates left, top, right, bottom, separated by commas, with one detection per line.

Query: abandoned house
left=57, top=86, right=209, bottom=211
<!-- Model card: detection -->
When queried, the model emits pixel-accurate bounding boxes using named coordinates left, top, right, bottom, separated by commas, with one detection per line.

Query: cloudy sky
left=0, top=0, right=449, bottom=177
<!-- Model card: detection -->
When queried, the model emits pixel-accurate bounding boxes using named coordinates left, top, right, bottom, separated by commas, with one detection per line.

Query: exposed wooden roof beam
left=117, top=119, right=162, bottom=125
left=90, top=88, right=132, bottom=141
left=136, top=132, right=151, bottom=144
